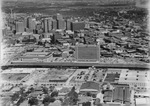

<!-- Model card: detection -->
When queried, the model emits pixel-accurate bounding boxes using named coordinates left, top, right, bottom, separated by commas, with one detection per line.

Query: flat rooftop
left=103, top=86, right=131, bottom=105
left=23, top=51, right=50, bottom=56
left=2, top=73, right=29, bottom=81
left=118, top=70, right=150, bottom=84
left=1, top=68, right=36, bottom=73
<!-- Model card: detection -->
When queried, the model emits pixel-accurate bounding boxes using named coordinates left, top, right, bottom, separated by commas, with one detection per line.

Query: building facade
left=71, top=22, right=85, bottom=31
left=15, top=21, right=24, bottom=32
left=57, top=19, right=65, bottom=30
left=75, top=45, right=100, bottom=62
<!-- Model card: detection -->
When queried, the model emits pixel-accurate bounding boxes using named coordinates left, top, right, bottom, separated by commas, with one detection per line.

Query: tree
left=62, top=97, right=70, bottom=106
left=16, top=40, right=20, bottom=43
left=87, top=92, right=91, bottom=97
left=95, top=98, right=101, bottom=106
left=42, top=95, right=55, bottom=106
left=28, top=97, right=38, bottom=106
left=49, top=86, right=55, bottom=92
left=42, top=95, right=51, bottom=104
left=42, top=86, right=49, bottom=94
left=28, top=87, right=34, bottom=93
left=11, top=92, right=20, bottom=101
left=64, top=86, right=78, bottom=105
left=51, top=91, right=58, bottom=97
left=13, top=30, right=16, bottom=35
left=20, top=87, right=25, bottom=95
left=16, top=96, right=25, bottom=106
left=49, top=97, right=55, bottom=103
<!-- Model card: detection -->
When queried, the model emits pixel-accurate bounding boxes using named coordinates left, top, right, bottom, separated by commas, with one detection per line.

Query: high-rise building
left=23, top=18, right=28, bottom=28
left=42, top=18, right=53, bottom=33
left=52, top=20, right=57, bottom=30
left=66, top=19, right=72, bottom=30
left=71, top=22, right=85, bottom=31
left=57, top=13, right=63, bottom=20
left=15, top=21, right=24, bottom=32
left=27, top=17, right=31, bottom=28
left=57, top=19, right=65, bottom=30
left=53, top=13, right=66, bottom=30
left=47, top=19, right=52, bottom=32
left=53, top=13, right=63, bottom=20
left=75, top=45, right=100, bottom=62
left=43, top=19, right=48, bottom=33
left=27, top=17, right=36, bottom=30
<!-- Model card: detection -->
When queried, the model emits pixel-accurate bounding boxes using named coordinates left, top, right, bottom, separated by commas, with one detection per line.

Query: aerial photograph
left=0, top=0, right=150, bottom=106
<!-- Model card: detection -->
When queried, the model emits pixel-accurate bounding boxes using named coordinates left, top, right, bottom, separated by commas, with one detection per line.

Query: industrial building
left=118, top=70, right=150, bottom=91
left=103, top=85, right=132, bottom=106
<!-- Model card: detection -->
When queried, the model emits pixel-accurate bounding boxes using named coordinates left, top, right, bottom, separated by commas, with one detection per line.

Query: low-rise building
left=37, top=69, right=76, bottom=88
left=118, top=70, right=150, bottom=91
left=79, top=81, right=100, bottom=96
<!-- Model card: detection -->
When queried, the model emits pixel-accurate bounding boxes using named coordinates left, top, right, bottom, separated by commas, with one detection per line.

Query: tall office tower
left=71, top=22, right=85, bottom=31
left=57, top=13, right=63, bottom=20
left=27, top=17, right=31, bottom=28
left=52, top=19, right=57, bottom=30
left=42, top=18, right=53, bottom=33
left=23, top=18, right=28, bottom=28
left=53, top=13, right=63, bottom=20
left=15, top=21, right=24, bottom=32
left=47, top=19, right=52, bottom=32
left=66, top=19, right=72, bottom=30
left=27, top=17, right=36, bottom=30
left=75, top=45, right=100, bottom=62
left=43, top=19, right=48, bottom=33
left=57, top=19, right=65, bottom=30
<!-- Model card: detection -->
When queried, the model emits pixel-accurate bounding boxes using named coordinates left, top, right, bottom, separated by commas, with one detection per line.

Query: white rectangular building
left=118, top=70, right=150, bottom=91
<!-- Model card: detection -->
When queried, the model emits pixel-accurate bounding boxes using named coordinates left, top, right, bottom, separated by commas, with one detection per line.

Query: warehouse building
left=118, top=70, right=150, bottom=91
